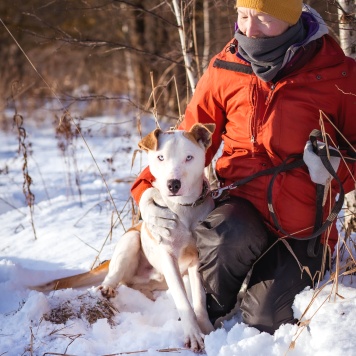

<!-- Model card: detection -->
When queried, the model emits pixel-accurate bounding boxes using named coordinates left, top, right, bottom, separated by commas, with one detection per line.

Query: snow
left=0, top=114, right=355, bottom=356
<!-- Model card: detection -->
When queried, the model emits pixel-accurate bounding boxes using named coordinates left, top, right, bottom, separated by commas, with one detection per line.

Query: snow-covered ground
left=0, top=113, right=355, bottom=356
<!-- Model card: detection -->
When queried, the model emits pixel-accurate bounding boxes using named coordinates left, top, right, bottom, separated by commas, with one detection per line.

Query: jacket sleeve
left=131, top=56, right=226, bottom=204
left=131, top=166, right=155, bottom=205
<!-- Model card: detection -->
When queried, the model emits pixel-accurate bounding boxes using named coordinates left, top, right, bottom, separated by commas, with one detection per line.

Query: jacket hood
left=302, top=5, right=329, bottom=43
left=282, top=5, right=328, bottom=67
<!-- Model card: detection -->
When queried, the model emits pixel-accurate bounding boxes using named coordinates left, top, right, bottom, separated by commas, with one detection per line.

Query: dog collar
left=152, top=181, right=210, bottom=208
left=181, top=180, right=210, bottom=207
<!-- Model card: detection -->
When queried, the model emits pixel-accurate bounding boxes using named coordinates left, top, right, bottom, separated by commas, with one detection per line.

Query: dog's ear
left=138, top=128, right=162, bottom=151
left=189, top=123, right=216, bottom=150
left=202, top=123, right=216, bottom=135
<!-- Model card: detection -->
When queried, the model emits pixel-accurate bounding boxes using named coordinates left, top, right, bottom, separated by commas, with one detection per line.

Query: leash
left=210, top=130, right=345, bottom=257
left=210, top=157, right=304, bottom=200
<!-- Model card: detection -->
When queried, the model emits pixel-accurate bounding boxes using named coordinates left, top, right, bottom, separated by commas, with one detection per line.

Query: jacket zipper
left=250, top=83, right=276, bottom=157
left=250, top=81, right=257, bottom=156
left=251, top=82, right=276, bottom=156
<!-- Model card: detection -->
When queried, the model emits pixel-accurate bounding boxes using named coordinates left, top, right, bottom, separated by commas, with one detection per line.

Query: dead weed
left=43, top=292, right=118, bottom=326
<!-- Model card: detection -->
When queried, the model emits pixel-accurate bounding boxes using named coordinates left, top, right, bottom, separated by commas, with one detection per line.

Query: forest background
left=0, top=0, right=354, bottom=127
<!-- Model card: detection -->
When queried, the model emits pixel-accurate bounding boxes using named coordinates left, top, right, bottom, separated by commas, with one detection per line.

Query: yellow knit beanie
left=236, top=0, right=303, bottom=25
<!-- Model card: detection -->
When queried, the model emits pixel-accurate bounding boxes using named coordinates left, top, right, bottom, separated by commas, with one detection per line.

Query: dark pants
left=195, top=196, right=327, bottom=334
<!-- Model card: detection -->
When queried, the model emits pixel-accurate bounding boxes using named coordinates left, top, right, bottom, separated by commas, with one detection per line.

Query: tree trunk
left=121, top=4, right=136, bottom=101
left=337, top=0, right=356, bottom=59
left=172, top=0, right=198, bottom=94
left=202, top=0, right=210, bottom=72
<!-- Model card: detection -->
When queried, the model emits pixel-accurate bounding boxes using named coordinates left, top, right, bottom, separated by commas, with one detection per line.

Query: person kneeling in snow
left=131, top=0, right=356, bottom=334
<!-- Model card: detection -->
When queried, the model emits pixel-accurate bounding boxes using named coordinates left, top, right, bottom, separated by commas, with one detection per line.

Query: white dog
left=35, top=123, right=216, bottom=352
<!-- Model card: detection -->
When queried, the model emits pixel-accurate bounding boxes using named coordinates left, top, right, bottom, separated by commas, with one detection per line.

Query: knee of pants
left=196, top=197, right=270, bottom=263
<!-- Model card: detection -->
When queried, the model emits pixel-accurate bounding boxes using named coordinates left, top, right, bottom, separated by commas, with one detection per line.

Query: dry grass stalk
left=90, top=195, right=134, bottom=270
left=102, top=347, right=190, bottom=355
left=73, top=200, right=121, bottom=229
left=63, top=334, right=83, bottom=355
left=333, top=233, right=341, bottom=300
left=55, top=113, right=83, bottom=206
left=42, top=347, right=188, bottom=356
left=110, top=210, right=115, bottom=243
left=43, top=353, right=77, bottom=356
left=21, top=326, right=36, bottom=356
left=131, top=196, right=140, bottom=226
left=287, top=224, right=355, bottom=354
left=48, top=323, right=74, bottom=337
left=285, top=111, right=356, bottom=354
left=29, top=326, right=34, bottom=356
left=13, top=112, right=38, bottom=240
left=0, top=197, right=26, bottom=217
left=149, top=71, right=161, bottom=130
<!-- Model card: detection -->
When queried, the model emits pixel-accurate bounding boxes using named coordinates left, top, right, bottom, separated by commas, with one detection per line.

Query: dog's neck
left=177, top=180, right=210, bottom=207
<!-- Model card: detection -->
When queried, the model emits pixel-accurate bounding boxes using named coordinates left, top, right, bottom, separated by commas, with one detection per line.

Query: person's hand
left=139, top=187, right=177, bottom=243
left=303, top=141, right=341, bottom=185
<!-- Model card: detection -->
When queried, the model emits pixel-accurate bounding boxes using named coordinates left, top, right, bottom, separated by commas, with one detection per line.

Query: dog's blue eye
left=158, top=155, right=164, bottom=161
left=186, top=155, right=193, bottom=161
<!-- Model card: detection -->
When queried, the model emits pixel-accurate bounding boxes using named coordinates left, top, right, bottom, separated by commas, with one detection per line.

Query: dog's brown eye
left=158, top=155, right=164, bottom=161
left=186, top=155, right=193, bottom=161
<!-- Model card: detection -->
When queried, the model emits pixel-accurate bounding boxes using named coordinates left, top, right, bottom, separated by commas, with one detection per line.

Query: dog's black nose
left=167, top=179, right=181, bottom=194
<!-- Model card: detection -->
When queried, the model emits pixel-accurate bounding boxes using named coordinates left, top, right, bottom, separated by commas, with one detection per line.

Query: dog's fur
left=34, top=123, right=216, bottom=352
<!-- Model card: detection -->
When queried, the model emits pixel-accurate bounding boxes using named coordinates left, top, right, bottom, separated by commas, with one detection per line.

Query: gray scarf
left=234, top=19, right=306, bottom=82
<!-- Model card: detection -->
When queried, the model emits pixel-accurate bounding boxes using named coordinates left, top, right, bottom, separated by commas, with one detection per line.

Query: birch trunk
left=122, top=23, right=136, bottom=101
left=202, top=0, right=210, bottom=71
left=337, top=0, right=356, bottom=59
left=172, top=0, right=198, bottom=94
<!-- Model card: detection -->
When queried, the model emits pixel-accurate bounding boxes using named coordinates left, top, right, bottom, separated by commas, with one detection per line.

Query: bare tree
left=337, top=0, right=356, bottom=59
left=172, top=0, right=198, bottom=94
left=201, top=0, right=210, bottom=71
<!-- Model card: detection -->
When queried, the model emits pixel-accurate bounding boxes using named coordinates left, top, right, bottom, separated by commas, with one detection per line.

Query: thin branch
left=112, top=0, right=178, bottom=27
left=21, top=29, right=182, bottom=65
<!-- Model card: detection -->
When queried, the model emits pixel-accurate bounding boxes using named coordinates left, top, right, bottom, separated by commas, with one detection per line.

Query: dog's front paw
left=183, top=326, right=205, bottom=353
left=97, top=285, right=116, bottom=298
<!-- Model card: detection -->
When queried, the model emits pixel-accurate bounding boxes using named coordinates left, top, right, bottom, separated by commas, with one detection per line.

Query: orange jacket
left=131, top=34, right=356, bottom=250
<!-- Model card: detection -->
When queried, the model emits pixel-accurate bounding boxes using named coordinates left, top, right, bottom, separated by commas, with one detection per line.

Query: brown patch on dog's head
left=184, top=123, right=215, bottom=150
left=138, top=128, right=162, bottom=151
left=139, top=124, right=215, bottom=151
